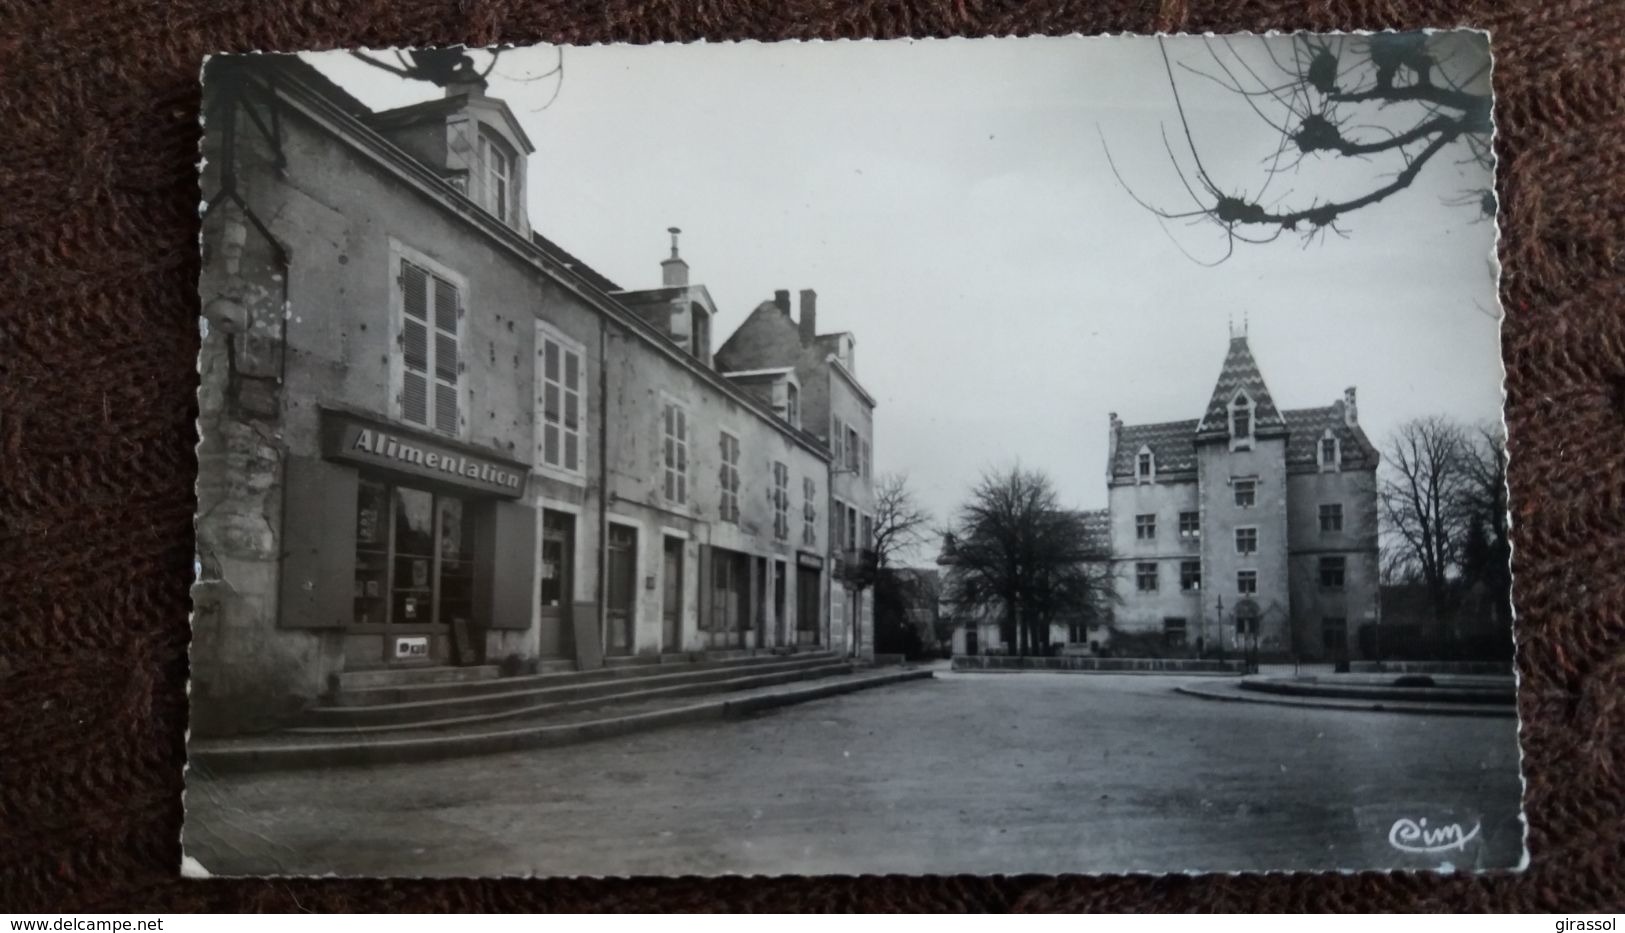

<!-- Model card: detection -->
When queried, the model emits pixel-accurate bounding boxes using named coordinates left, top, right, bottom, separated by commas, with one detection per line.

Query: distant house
left=1102, top=334, right=1380, bottom=660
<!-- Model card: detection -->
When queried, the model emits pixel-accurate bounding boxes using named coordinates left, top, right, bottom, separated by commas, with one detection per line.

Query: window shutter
left=833, top=417, right=845, bottom=464
left=400, top=261, right=431, bottom=426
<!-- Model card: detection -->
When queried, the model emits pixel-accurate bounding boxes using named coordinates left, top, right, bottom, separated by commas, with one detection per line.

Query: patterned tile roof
left=1282, top=404, right=1380, bottom=470
left=1111, top=419, right=1200, bottom=478
left=1197, top=337, right=1285, bottom=435
left=1078, top=508, right=1112, bottom=558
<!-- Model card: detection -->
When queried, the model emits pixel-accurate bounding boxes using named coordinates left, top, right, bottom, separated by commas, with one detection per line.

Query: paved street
left=184, top=671, right=1525, bottom=876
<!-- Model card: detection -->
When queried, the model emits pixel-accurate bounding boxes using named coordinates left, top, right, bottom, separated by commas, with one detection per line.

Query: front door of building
left=661, top=536, right=683, bottom=653
left=964, top=626, right=978, bottom=656
left=605, top=525, right=637, bottom=656
left=710, top=549, right=749, bottom=649
left=538, top=511, right=576, bottom=659
left=795, top=565, right=821, bottom=647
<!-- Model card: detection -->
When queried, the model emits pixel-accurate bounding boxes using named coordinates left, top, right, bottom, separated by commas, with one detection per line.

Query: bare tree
left=1380, top=416, right=1471, bottom=629
left=941, top=465, right=1103, bottom=657
left=1106, top=32, right=1493, bottom=263
left=349, top=47, right=566, bottom=111
left=1456, top=423, right=1512, bottom=632
left=870, top=472, right=933, bottom=571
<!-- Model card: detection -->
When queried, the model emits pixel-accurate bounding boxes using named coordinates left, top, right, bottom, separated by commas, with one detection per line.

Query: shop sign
left=797, top=551, right=825, bottom=570
left=394, top=636, right=429, bottom=660
left=323, top=410, right=527, bottom=497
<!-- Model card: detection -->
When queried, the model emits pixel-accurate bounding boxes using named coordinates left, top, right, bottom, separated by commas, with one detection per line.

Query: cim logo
left=394, top=636, right=430, bottom=660
left=1388, top=816, right=1482, bottom=854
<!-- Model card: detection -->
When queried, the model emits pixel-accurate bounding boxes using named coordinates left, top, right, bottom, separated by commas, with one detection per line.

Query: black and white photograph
left=184, top=33, right=1520, bottom=877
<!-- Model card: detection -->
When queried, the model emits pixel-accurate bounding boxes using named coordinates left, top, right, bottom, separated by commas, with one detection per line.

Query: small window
left=1237, top=570, right=1257, bottom=596
left=1319, top=432, right=1340, bottom=471
left=1319, top=556, right=1346, bottom=589
left=1235, top=527, right=1258, bottom=555
left=802, top=477, right=818, bottom=546
left=1136, top=562, right=1159, bottom=592
left=846, top=426, right=861, bottom=473
left=846, top=504, right=859, bottom=552
left=832, top=416, right=845, bottom=464
left=861, top=437, right=872, bottom=480
left=662, top=402, right=688, bottom=505
left=1319, top=503, right=1344, bottom=534
left=861, top=513, right=873, bottom=549
left=784, top=382, right=800, bottom=428
left=772, top=462, right=790, bottom=540
left=1135, top=514, right=1157, bottom=541
left=1234, top=479, right=1257, bottom=508
left=537, top=326, right=586, bottom=474
left=1230, top=395, right=1254, bottom=443
left=398, top=258, right=462, bottom=437
left=1163, top=618, right=1187, bottom=648
left=478, top=133, right=512, bottom=224
left=1180, top=560, right=1202, bottom=592
left=1179, top=511, right=1200, bottom=539
left=1136, top=449, right=1155, bottom=482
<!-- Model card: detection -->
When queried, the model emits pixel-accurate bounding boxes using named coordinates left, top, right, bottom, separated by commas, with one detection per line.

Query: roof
left=366, top=92, right=536, bottom=153
left=1196, top=337, right=1285, bottom=436
left=1079, top=509, right=1112, bottom=558
left=1111, top=419, right=1200, bottom=479
left=531, top=232, right=624, bottom=293
left=1282, top=404, right=1380, bottom=470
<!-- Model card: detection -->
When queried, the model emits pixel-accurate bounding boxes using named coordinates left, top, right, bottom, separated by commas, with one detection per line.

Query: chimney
left=1107, top=412, right=1122, bottom=479
left=660, top=227, right=689, bottom=288
left=773, top=289, right=791, bottom=315
left=799, top=289, right=818, bottom=344
left=1343, top=387, right=1358, bottom=426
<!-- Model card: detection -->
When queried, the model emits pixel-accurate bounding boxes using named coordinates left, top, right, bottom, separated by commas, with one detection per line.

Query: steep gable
left=714, top=301, right=803, bottom=372
left=1196, top=336, right=1285, bottom=437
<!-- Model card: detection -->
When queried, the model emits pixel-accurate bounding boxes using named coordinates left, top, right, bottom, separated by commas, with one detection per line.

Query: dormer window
left=785, top=382, right=800, bottom=428
left=477, top=131, right=513, bottom=224
left=1229, top=393, right=1255, bottom=450
left=1318, top=431, right=1341, bottom=471
left=1136, top=447, right=1155, bottom=484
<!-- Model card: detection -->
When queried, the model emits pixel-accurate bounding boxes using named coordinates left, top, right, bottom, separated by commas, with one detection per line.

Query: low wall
left=952, top=656, right=1245, bottom=674
left=1348, top=660, right=1512, bottom=676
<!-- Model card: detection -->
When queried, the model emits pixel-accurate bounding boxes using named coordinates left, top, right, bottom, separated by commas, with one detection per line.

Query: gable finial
left=1243, top=309, right=1249, bottom=337
left=1228, top=312, right=1235, bottom=339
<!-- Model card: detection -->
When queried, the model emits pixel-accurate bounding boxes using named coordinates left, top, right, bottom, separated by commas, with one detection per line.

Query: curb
left=191, top=669, right=934, bottom=774
left=1173, top=682, right=1517, bottom=718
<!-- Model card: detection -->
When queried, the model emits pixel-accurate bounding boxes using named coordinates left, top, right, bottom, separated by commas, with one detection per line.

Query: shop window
left=662, top=402, right=688, bottom=505
left=352, top=479, right=475, bottom=628
left=537, top=325, right=586, bottom=476
left=718, top=431, right=741, bottom=523
left=398, top=259, right=461, bottom=437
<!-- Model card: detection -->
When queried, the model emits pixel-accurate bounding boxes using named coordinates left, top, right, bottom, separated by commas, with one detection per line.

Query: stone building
left=1103, top=334, right=1380, bottom=660
left=192, top=57, right=848, bottom=735
left=715, top=291, right=878, bottom=658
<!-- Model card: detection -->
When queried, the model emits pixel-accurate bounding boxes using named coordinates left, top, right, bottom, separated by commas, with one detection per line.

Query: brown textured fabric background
left=2, top=0, right=1622, bottom=913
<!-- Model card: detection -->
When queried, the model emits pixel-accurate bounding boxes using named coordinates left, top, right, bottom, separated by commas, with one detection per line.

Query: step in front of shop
left=292, top=656, right=854, bottom=732
left=327, top=649, right=840, bottom=708
left=190, top=667, right=935, bottom=773
left=337, top=664, right=501, bottom=691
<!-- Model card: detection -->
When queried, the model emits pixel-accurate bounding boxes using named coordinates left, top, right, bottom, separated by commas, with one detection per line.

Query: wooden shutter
left=432, top=275, right=460, bottom=435
left=400, top=261, right=430, bottom=426
left=478, top=500, right=536, bottom=630
left=278, top=455, right=357, bottom=629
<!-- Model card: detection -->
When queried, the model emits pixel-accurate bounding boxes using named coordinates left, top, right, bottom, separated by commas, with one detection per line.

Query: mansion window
left=1229, top=395, right=1254, bottom=446
left=478, top=132, right=513, bottom=224
left=1319, top=503, right=1344, bottom=534
left=1135, top=514, right=1157, bottom=541
left=1235, top=527, right=1258, bottom=555
left=772, top=462, right=790, bottom=540
left=662, top=402, right=688, bottom=505
left=398, top=258, right=462, bottom=437
left=1236, top=570, right=1257, bottom=596
left=718, top=432, right=741, bottom=523
left=802, top=477, right=818, bottom=546
left=1179, top=511, right=1200, bottom=539
left=1136, top=450, right=1154, bottom=483
left=537, top=326, right=585, bottom=475
left=1180, top=560, right=1202, bottom=592
left=352, top=480, right=474, bottom=629
left=1136, top=562, right=1159, bottom=593
left=1319, top=556, right=1347, bottom=589
left=1233, top=479, right=1257, bottom=508
left=1163, top=618, right=1187, bottom=648
left=1319, top=433, right=1341, bottom=471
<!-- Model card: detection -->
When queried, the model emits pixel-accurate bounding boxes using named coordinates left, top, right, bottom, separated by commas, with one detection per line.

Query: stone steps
left=189, top=667, right=934, bottom=773
left=291, top=657, right=854, bottom=732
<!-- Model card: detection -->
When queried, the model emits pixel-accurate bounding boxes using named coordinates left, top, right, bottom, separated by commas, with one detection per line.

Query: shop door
left=605, top=525, right=637, bottom=656
left=538, top=511, right=576, bottom=659
left=773, top=561, right=787, bottom=647
left=710, top=550, right=749, bottom=649
left=795, top=566, right=821, bottom=646
left=753, top=557, right=768, bottom=648
left=661, top=536, right=684, bottom=653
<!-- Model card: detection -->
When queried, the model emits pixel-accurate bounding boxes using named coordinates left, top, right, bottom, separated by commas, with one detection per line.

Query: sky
left=306, top=36, right=1503, bottom=561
